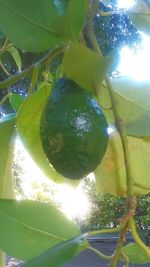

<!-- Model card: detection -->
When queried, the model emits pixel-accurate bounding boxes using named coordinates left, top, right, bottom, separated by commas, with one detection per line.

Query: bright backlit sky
left=118, top=33, right=150, bottom=81
left=15, top=0, right=150, bottom=220
left=117, top=0, right=135, bottom=9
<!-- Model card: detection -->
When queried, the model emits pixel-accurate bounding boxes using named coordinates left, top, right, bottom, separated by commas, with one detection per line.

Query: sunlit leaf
left=63, top=43, right=110, bottom=93
left=7, top=46, right=22, bottom=71
left=17, top=83, right=66, bottom=182
left=0, top=200, right=81, bottom=260
left=122, top=243, right=150, bottom=264
left=23, top=236, right=86, bottom=267
left=128, top=0, right=150, bottom=35
left=0, top=0, right=65, bottom=52
left=0, top=116, right=15, bottom=198
left=9, top=93, right=24, bottom=112
left=100, top=77, right=150, bottom=137
left=95, top=131, right=150, bottom=196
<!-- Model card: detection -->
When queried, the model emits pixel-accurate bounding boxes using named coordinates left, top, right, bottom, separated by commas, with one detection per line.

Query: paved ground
left=6, top=241, right=150, bottom=267
left=63, top=241, right=150, bottom=267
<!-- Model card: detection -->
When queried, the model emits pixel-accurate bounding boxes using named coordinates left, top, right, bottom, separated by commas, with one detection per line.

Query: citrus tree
left=0, top=0, right=150, bottom=266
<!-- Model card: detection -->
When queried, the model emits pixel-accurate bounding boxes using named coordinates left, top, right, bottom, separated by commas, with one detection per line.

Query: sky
left=15, top=0, right=150, bottom=220
left=118, top=33, right=150, bottom=81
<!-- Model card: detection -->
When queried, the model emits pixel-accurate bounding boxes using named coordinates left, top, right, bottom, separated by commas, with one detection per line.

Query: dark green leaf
left=122, top=243, right=150, bottom=264
left=9, top=93, right=24, bottom=112
left=0, top=199, right=81, bottom=260
left=23, top=236, right=86, bottom=267
left=63, top=43, right=110, bottom=93
left=0, top=0, right=65, bottom=52
left=0, top=117, right=15, bottom=198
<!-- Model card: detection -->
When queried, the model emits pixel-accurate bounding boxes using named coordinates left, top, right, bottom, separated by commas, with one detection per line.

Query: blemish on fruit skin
left=48, top=134, right=63, bottom=154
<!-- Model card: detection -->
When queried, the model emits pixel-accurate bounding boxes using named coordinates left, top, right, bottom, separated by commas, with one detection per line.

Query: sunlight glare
left=52, top=184, right=89, bottom=220
left=15, top=138, right=89, bottom=219
left=117, top=33, right=150, bottom=81
left=117, top=0, right=135, bottom=9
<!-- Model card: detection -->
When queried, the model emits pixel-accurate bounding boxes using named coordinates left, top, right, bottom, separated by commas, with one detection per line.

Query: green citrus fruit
left=40, top=78, right=108, bottom=179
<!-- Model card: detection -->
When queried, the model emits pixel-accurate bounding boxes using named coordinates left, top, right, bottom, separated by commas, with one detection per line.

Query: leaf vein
left=0, top=210, right=66, bottom=242
left=0, top=1, right=56, bottom=35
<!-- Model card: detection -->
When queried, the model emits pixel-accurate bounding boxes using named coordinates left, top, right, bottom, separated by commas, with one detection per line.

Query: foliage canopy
left=0, top=0, right=150, bottom=266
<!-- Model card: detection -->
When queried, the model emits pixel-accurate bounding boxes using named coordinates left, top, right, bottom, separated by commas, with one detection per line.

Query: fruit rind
left=40, top=78, right=109, bottom=179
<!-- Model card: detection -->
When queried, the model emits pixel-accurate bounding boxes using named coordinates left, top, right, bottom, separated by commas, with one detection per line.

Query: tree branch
left=0, top=46, right=65, bottom=90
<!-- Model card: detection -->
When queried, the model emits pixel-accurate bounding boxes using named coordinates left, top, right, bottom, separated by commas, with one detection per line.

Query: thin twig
left=108, top=222, right=129, bottom=267
left=85, top=15, right=138, bottom=266
left=129, top=218, right=150, bottom=258
left=87, top=224, right=124, bottom=238
left=0, top=61, right=11, bottom=76
left=0, top=93, right=9, bottom=107
left=28, top=64, right=40, bottom=95
left=0, top=46, right=65, bottom=90
left=121, top=251, right=129, bottom=267
left=88, top=245, right=113, bottom=261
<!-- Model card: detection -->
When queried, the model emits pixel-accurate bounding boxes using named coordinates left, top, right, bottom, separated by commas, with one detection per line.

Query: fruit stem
left=0, top=46, right=65, bottom=90
left=85, top=18, right=150, bottom=264
left=105, top=76, right=134, bottom=198
left=85, top=15, right=134, bottom=199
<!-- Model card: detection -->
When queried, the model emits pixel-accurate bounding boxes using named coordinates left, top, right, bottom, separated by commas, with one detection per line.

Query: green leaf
left=23, top=236, right=86, bottom=267
left=53, top=0, right=88, bottom=41
left=0, top=117, right=15, bottom=198
left=63, top=43, right=110, bottom=93
left=0, top=199, right=81, bottom=260
left=53, top=0, right=66, bottom=16
left=95, top=131, right=150, bottom=196
left=100, top=77, right=150, bottom=137
left=61, top=0, right=70, bottom=6
left=0, top=0, right=65, bottom=52
left=9, top=93, right=24, bottom=112
left=122, top=243, right=150, bottom=264
left=17, top=83, right=66, bottom=182
left=128, top=0, right=150, bottom=35
left=7, top=46, right=22, bottom=71
left=66, top=0, right=88, bottom=39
